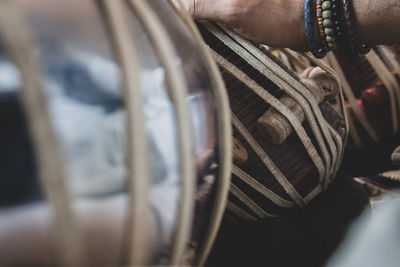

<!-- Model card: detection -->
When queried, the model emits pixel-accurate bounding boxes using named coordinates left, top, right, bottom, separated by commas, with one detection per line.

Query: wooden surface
left=197, top=22, right=346, bottom=220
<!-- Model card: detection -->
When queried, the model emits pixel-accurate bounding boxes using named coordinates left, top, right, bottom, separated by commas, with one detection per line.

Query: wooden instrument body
left=328, top=47, right=400, bottom=175
left=198, top=22, right=347, bottom=221
left=335, top=49, right=400, bottom=144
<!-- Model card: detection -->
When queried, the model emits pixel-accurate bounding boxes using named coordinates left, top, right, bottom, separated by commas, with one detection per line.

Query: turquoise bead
left=326, top=35, right=336, bottom=43
left=323, top=18, right=333, bottom=27
left=322, top=1, right=331, bottom=10
left=324, top=27, right=334, bottom=36
left=322, top=10, right=332, bottom=19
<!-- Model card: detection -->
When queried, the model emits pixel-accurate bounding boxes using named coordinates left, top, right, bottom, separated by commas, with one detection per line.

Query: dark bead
left=332, top=4, right=337, bottom=9
left=333, top=11, right=338, bottom=17
left=334, top=20, right=340, bottom=26
left=317, top=12, right=322, bottom=17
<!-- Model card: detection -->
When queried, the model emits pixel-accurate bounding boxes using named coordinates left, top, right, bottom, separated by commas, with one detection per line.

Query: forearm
left=354, top=0, right=400, bottom=45
left=179, top=0, right=400, bottom=51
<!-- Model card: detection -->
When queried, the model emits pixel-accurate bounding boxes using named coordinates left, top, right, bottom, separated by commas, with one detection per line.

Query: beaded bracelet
left=316, top=0, right=329, bottom=51
left=331, top=0, right=346, bottom=50
left=341, top=0, right=371, bottom=58
left=306, top=0, right=369, bottom=59
left=321, top=0, right=338, bottom=52
left=316, top=0, right=339, bottom=52
left=305, top=0, right=326, bottom=58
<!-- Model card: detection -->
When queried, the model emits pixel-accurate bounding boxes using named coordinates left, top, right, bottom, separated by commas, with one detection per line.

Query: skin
left=180, top=0, right=400, bottom=162
left=181, top=0, right=308, bottom=50
left=0, top=152, right=213, bottom=266
left=0, top=197, right=127, bottom=266
left=179, top=0, right=400, bottom=51
left=1, top=0, right=400, bottom=265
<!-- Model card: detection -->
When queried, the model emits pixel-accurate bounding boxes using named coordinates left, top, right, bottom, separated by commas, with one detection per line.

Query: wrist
left=293, top=0, right=309, bottom=51
left=281, top=0, right=309, bottom=51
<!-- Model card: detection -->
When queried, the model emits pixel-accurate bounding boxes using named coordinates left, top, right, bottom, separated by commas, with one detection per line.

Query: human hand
left=179, top=0, right=308, bottom=51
